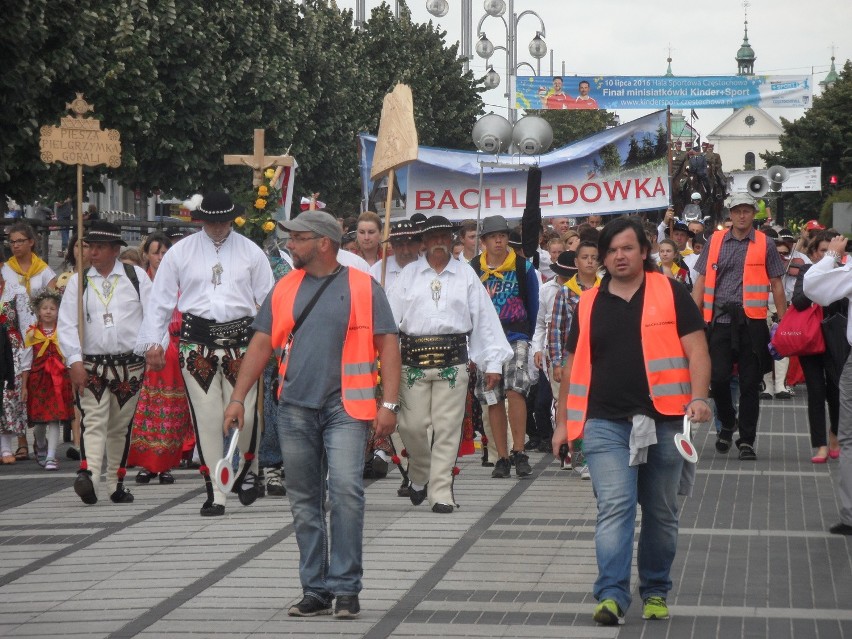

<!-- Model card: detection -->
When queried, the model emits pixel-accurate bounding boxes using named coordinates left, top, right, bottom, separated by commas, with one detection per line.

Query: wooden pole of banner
left=666, top=106, right=675, bottom=235
left=76, top=164, right=84, bottom=343
left=380, top=170, right=396, bottom=287
left=370, top=84, right=418, bottom=289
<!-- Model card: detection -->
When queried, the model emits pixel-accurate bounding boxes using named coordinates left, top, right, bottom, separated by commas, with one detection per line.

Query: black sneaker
left=523, top=438, right=540, bottom=452
left=510, top=450, right=532, bottom=477
left=491, top=457, right=511, bottom=478
left=74, top=471, right=97, bottom=505
left=537, top=439, right=552, bottom=454
left=737, top=443, right=757, bottom=461
left=288, top=595, right=332, bottom=617
left=715, top=432, right=733, bottom=454
left=265, top=467, right=287, bottom=497
left=334, top=595, right=361, bottom=619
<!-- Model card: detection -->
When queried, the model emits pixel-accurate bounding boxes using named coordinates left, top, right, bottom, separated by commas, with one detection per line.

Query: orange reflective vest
left=566, top=271, right=692, bottom=441
left=702, top=230, right=770, bottom=322
left=270, top=268, right=378, bottom=420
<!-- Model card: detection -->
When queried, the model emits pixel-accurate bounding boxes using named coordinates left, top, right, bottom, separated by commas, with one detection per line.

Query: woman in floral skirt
left=127, top=233, right=192, bottom=484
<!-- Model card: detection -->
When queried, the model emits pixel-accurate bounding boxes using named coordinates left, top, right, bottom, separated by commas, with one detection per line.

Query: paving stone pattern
left=0, top=397, right=849, bottom=637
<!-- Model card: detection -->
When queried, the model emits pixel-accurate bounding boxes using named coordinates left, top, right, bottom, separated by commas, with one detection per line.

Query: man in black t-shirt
left=554, top=217, right=711, bottom=626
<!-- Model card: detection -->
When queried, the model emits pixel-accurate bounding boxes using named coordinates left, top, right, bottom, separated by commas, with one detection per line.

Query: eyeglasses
left=8, top=239, right=30, bottom=245
left=287, top=234, right=321, bottom=243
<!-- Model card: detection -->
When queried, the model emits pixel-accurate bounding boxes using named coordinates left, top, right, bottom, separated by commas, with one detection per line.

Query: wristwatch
left=381, top=401, right=400, bottom=414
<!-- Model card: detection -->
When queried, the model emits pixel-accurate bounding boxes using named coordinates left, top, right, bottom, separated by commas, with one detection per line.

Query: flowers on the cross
left=234, top=167, right=283, bottom=246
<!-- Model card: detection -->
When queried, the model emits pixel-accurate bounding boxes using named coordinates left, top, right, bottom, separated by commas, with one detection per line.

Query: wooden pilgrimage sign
left=223, top=129, right=294, bottom=187
left=39, top=93, right=122, bottom=343
left=370, top=83, right=418, bottom=287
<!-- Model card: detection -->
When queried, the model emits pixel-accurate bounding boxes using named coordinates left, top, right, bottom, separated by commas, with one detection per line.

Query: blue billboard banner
left=514, top=75, right=813, bottom=110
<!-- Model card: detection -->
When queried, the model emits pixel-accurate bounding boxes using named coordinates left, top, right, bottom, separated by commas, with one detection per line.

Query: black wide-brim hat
left=82, top=220, right=127, bottom=246
left=382, top=219, right=420, bottom=242
left=550, top=250, right=578, bottom=278
left=192, top=191, right=244, bottom=222
left=414, top=215, right=455, bottom=239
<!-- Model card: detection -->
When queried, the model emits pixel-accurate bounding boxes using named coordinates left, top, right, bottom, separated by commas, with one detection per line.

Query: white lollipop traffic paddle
left=674, top=415, right=698, bottom=463
left=214, top=430, right=241, bottom=493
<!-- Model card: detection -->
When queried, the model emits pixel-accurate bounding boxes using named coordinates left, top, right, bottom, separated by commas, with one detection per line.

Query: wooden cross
left=223, top=129, right=293, bottom=186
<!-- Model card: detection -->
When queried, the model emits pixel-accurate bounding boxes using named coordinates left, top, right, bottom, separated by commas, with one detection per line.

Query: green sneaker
left=642, top=596, right=669, bottom=620
left=593, top=599, right=624, bottom=625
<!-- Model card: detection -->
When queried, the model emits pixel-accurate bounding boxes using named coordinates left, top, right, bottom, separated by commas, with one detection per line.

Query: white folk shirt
left=58, top=262, right=152, bottom=366
left=387, top=255, right=513, bottom=374
left=2, top=263, right=56, bottom=332
left=804, top=254, right=852, bottom=343
left=136, top=231, right=274, bottom=348
left=370, top=254, right=404, bottom=291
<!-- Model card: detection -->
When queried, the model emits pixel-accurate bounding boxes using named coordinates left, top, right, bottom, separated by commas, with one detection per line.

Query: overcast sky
left=337, top=0, right=849, bottom=136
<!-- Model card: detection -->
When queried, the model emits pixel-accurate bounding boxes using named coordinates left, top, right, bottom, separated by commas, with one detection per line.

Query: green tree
left=761, top=59, right=852, bottom=219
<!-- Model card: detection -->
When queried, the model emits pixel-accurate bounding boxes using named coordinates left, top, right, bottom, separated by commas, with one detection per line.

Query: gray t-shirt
left=253, top=267, right=398, bottom=409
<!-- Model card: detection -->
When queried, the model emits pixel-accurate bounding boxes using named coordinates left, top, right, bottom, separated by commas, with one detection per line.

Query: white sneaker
left=576, top=465, right=591, bottom=480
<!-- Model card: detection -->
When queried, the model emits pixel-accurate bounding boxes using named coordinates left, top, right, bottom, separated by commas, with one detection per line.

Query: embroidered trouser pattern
left=397, top=364, right=468, bottom=508
left=77, top=359, right=144, bottom=495
left=179, top=342, right=259, bottom=506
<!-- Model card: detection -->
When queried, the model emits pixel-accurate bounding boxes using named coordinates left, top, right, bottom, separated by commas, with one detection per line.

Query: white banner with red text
left=358, top=110, right=670, bottom=221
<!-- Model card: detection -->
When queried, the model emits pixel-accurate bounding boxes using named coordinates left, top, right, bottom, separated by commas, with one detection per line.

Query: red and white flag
left=272, top=160, right=298, bottom=221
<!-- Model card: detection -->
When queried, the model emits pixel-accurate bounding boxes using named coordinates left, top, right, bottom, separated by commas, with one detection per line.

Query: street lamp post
left=426, top=0, right=474, bottom=73
left=474, top=0, right=547, bottom=122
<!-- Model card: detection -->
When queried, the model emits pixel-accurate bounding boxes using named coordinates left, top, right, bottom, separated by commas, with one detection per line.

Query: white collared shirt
left=531, top=277, right=562, bottom=358
left=2, top=263, right=57, bottom=332
left=387, top=255, right=513, bottom=374
left=370, top=254, right=404, bottom=290
left=58, top=261, right=152, bottom=365
left=336, top=249, right=371, bottom=274
left=136, top=231, right=274, bottom=348
left=804, top=254, right=852, bottom=343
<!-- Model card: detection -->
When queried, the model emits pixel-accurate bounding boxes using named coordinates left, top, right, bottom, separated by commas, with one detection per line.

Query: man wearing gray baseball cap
left=225, top=208, right=401, bottom=619
left=279, top=210, right=344, bottom=243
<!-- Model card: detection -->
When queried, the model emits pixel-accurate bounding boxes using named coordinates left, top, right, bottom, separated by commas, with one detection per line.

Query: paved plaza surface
left=0, top=395, right=850, bottom=639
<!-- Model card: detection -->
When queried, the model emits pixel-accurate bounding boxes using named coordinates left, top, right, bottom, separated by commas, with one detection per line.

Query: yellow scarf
left=565, top=273, right=601, bottom=296
left=7, top=255, right=49, bottom=295
left=479, top=248, right=517, bottom=282
left=25, top=326, right=62, bottom=358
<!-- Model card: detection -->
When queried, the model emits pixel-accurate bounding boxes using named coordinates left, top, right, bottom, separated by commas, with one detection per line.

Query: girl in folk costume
left=25, top=289, right=73, bottom=470
left=0, top=261, right=32, bottom=463
left=128, top=232, right=192, bottom=484
left=3, top=222, right=55, bottom=460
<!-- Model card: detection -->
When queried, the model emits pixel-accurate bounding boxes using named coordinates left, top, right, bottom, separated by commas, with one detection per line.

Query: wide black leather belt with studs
left=180, top=313, right=253, bottom=348
left=400, top=333, right=468, bottom=369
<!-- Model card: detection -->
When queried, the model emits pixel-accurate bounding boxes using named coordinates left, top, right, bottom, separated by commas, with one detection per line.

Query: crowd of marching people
left=1, top=191, right=850, bottom=624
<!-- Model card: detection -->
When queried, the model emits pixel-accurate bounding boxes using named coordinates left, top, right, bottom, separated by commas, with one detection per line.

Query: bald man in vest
left=691, top=193, right=787, bottom=461
left=553, top=217, right=711, bottom=626
left=224, top=210, right=400, bottom=620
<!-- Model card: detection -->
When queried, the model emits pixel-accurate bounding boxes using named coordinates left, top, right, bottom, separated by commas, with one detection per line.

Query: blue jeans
left=278, top=397, right=370, bottom=602
left=584, top=418, right=684, bottom=613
